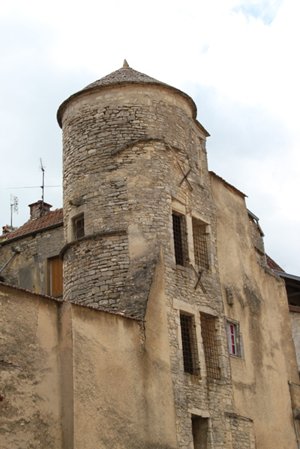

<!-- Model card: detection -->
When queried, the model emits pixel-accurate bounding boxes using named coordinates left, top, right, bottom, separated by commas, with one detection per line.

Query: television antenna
left=40, top=158, right=45, bottom=203
left=10, top=195, right=18, bottom=228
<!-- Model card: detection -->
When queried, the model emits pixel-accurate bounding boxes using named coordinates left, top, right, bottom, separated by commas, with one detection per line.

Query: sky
left=0, top=0, right=299, bottom=274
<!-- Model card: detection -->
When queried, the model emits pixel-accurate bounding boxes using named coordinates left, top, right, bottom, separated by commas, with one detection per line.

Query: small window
left=200, top=313, right=221, bottom=379
left=73, top=214, right=84, bottom=240
left=226, top=320, right=242, bottom=357
left=48, top=256, right=63, bottom=297
left=180, top=313, right=199, bottom=375
left=172, top=212, right=188, bottom=266
left=192, top=218, right=209, bottom=269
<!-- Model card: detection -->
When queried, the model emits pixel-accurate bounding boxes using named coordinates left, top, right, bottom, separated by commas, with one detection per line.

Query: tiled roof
left=1, top=209, right=63, bottom=244
left=266, top=254, right=284, bottom=272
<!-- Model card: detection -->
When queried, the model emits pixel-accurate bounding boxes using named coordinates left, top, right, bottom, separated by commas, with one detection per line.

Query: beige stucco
left=0, top=256, right=178, bottom=449
left=210, top=173, right=299, bottom=449
left=0, top=285, right=62, bottom=449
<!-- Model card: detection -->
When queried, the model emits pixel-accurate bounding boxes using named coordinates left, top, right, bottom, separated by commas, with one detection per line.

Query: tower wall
left=61, top=84, right=200, bottom=317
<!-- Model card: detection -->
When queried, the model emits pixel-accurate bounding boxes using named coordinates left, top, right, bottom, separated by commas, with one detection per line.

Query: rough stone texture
left=0, top=225, right=63, bottom=295
left=1, top=64, right=299, bottom=449
left=60, top=77, right=244, bottom=447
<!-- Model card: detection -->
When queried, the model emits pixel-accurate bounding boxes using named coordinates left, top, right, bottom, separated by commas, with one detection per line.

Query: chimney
left=29, top=200, right=52, bottom=219
left=2, top=225, right=15, bottom=235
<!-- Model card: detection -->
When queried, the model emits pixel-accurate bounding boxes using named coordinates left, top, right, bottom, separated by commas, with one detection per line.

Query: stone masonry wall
left=60, top=81, right=254, bottom=448
left=0, top=226, right=63, bottom=295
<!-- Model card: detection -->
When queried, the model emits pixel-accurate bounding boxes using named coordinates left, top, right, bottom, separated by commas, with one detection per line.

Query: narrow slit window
left=180, top=313, right=199, bottom=375
left=73, top=214, right=84, bottom=240
left=192, top=218, right=209, bottom=270
left=172, top=212, right=188, bottom=266
left=200, top=313, right=221, bottom=379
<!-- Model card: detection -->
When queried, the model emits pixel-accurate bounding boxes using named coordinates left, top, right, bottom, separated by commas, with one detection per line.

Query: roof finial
left=123, top=59, right=130, bottom=68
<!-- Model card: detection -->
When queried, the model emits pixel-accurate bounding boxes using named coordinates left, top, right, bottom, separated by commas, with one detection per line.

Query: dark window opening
left=200, top=313, right=221, bottom=380
left=73, top=214, right=84, bottom=240
left=192, top=415, right=209, bottom=449
left=192, top=218, right=209, bottom=269
left=180, top=313, right=199, bottom=375
left=172, top=212, right=188, bottom=266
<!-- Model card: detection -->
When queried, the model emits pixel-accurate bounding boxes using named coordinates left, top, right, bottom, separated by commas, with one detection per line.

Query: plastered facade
left=1, top=63, right=300, bottom=449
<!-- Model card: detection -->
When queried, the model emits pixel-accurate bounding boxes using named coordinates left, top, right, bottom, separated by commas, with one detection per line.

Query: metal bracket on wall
left=192, top=266, right=206, bottom=293
left=177, top=161, right=193, bottom=191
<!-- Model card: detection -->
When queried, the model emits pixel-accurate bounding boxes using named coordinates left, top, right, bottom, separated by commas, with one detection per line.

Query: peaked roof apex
left=57, top=62, right=198, bottom=127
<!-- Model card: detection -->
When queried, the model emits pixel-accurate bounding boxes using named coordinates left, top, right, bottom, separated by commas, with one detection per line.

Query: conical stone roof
left=57, top=60, right=197, bottom=126
left=83, top=59, right=165, bottom=90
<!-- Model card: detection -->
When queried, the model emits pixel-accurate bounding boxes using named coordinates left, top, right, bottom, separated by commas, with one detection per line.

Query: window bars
left=200, top=313, right=221, bottom=379
left=180, top=313, right=199, bottom=375
left=173, top=213, right=188, bottom=266
left=192, top=218, right=209, bottom=270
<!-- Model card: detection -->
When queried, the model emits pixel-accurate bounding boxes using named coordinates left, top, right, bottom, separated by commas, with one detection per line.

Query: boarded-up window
left=200, top=313, right=221, bottom=379
left=48, top=256, right=63, bottom=297
left=192, top=218, right=209, bottom=269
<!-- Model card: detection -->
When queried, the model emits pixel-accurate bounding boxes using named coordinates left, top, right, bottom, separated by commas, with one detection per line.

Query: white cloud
left=0, top=0, right=299, bottom=273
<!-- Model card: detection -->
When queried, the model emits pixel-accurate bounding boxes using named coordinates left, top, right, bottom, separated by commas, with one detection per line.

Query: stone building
left=1, top=62, right=300, bottom=449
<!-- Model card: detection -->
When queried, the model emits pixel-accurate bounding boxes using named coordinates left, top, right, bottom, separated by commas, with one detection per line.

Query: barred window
left=73, top=214, right=84, bottom=240
left=192, top=218, right=209, bottom=270
left=226, top=320, right=242, bottom=357
left=172, top=213, right=188, bottom=266
left=180, top=313, right=199, bottom=375
left=200, top=313, right=221, bottom=380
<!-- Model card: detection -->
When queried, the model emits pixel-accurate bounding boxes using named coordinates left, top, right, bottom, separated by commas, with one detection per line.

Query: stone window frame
left=171, top=200, right=212, bottom=270
left=226, top=319, right=243, bottom=358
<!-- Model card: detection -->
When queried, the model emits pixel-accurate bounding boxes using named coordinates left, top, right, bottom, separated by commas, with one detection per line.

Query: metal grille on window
left=180, top=313, right=199, bottom=375
left=200, top=313, right=221, bottom=379
left=192, top=218, right=209, bottom=269
left=172, top=213, right=187, bottom=266
left=74, top=214, right=84, bottom=240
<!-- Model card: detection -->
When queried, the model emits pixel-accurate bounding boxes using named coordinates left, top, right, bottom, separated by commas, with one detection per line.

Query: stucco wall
left=290, top=310, right=300, bottom=372
left=0, top=275, right=178, bottom=449
left=210, top=173, right=299, bottom=449
left=0, top=284, right=62, bottom=449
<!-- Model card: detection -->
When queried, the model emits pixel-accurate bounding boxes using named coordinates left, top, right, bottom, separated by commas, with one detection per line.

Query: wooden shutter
left=48, top=256, right=63, bottom=297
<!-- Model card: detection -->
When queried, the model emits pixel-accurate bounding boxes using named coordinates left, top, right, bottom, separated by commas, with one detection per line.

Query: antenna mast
left=40, top=158, right=45, bottom=203
left=10, top=195, right=18, bottom=228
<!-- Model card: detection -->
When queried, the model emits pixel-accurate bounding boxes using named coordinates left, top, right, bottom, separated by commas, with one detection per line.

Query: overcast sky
left=0, top=0, right=299, bottom=274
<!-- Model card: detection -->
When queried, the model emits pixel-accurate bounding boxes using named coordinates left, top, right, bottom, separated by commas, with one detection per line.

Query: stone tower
left=57, top=61, right=237, bottom=446
left=57, top=61, right=212, bottom=318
